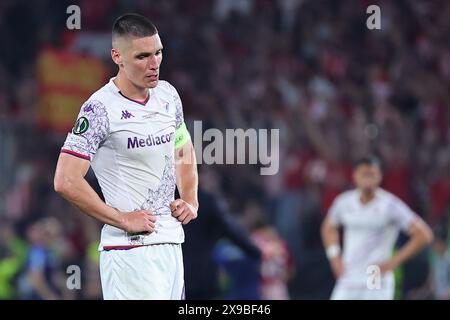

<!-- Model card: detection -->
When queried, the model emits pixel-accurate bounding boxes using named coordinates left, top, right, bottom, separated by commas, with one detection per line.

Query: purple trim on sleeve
left=61, top=149, right=90, bottom=161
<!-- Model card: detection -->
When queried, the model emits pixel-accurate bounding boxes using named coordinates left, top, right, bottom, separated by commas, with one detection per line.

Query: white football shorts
left=99, top=243, right=185, bottom=300
left=331, top=273, right=395, bottom=300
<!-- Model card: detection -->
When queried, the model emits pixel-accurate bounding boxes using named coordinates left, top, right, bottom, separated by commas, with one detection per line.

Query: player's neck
left=114, top=73, right=149, bottom=102
left=359, top=190, right=376, bottom=204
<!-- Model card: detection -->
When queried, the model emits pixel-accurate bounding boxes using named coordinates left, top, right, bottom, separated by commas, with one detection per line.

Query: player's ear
left=377, top=173, right=383, bottom=184
left=352, top=170, right=358, bottom=183
left=375, top=167, right=383, bottom=183
left=111, top=48, right=123, bottom=66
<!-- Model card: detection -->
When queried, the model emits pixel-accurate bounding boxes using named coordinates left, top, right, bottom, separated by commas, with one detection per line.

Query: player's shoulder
left=78, top=80, right=118, bottom=115
left=334, top=189, right=358, bottom=204
left=154, top=79, right=178, bottom=97
left=88, top=80, right=117, bottom=105
left=157, top=79, right=175, bottom=90
left=377, top=188, right=404, bottom=204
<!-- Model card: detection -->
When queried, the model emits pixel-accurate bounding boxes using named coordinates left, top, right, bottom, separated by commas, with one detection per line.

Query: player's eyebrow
left=134, top=47, right=163, bottom=58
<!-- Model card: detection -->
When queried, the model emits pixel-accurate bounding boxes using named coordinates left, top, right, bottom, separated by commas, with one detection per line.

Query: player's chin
left=144, top=77, right=159, bottom=88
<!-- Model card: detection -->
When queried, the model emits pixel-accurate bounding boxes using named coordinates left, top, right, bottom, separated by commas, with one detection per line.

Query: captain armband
left=175, top=122, right=191, bottom=149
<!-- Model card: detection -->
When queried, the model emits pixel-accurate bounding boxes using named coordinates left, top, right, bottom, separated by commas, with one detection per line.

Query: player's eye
left=155, top=50, right=162, bottom=56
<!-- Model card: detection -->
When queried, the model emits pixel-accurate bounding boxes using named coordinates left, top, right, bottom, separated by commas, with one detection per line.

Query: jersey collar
left=109, top=77, right=151, bottom=106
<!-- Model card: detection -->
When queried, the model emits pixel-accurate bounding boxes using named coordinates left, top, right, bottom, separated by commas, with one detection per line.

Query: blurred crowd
left=0, top=0, right=449, bottom=299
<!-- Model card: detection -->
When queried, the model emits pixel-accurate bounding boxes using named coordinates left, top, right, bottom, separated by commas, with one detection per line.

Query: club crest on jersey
left=121, top=110, right=135, bottom=120
left=72, top=117, right=89, bottom=135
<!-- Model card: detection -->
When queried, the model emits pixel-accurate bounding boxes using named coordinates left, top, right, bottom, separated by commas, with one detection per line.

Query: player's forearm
left=321, top=220, right=340, bottom=248
left=175, top=143, right=199, bottom=209
left=54, top=174, right=124, bottom=229
left=390, top=230, right=432, bottom=268
left=321, top=220, right=343, bottom=262
left=177, top=163, right=198, bottom=209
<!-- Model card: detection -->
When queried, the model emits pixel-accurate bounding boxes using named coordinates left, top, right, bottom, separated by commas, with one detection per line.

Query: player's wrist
left=389, top=256, right=401, bottom=270
left=190, top=201, right=199, bottom=212
left=110, top=207, right=128, bottom=231
left=326, top=244, right=341, bottom=260
left=182, top=198, right=199, bottom=212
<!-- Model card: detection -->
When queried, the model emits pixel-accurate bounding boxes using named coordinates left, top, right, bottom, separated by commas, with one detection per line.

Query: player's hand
left=378, top=259, right=397, bottom=274
left=170, top=199, right=198, bottom=225
left=120, top=210, right=157, bottom=233
left=330, top=256, right=344, bottom=278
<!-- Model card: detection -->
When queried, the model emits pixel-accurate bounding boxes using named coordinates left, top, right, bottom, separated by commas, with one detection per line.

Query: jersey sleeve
left=169, top=84, right=191, bottom=149
left=328, top=196, right=343, bottom=226
left=389, top=197, right=418, bottom=232
left=61, top=100, right=110, bottom=161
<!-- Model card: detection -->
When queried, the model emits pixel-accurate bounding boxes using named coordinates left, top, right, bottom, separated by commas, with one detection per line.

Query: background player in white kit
left=321, top=157, right=433, bottom=300
left=53, top=14, right=198, bottom=299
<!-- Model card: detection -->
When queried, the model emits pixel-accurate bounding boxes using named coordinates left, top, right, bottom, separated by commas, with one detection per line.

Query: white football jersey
left=61, top=78, right=187, bottom=250
left=328, top=188, right=418, bottom=284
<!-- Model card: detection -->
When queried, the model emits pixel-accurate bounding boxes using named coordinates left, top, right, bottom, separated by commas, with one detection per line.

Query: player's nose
left=147, top=55, right=159, bottom=70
